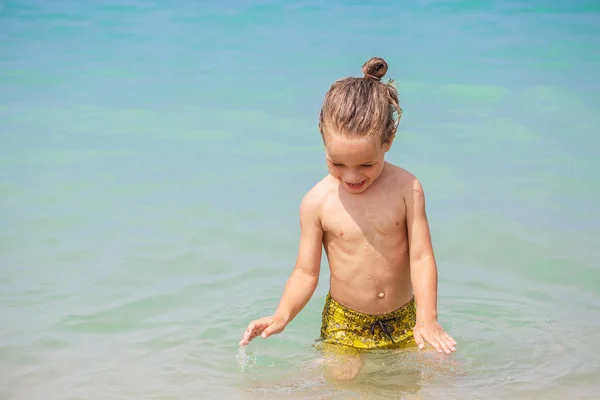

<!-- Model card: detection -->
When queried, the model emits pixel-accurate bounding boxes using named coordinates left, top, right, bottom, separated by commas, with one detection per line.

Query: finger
left=434, top=331, right=455, bottom=352
left=247, top=322, right=260, bottom=336
left=425, top=333, right=443, bottom=353
left=446, top=332, right=457, bottom=346
left=442, top=333, right=457, bottom=352
left=239, top=320, right=264, bottom=345
left=413, top=328, right=425, bottom=350
left=442, top=333, right=456, bottom=351
left=249, top=320, right=269, bottom=335
left=261, top=321, right=278, bottom=339
left=437, top=334, right=453, bottom=354
left=238, top=325, right=252, bottom=345
left=430, top=332, right=449, bottom=354
left=439, top=332, right=456, bottom=353
left=239, top=334, right=250, bottom=346
left=239, top=328, right=256, bottom=346
left=263, top=319, right=287, bottom=338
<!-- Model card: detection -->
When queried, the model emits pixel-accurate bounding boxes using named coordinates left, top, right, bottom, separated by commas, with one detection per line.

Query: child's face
left=324, top=131, right=392, bottom=194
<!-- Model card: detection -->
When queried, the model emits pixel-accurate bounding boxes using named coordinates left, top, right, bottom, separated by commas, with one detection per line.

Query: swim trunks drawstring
left=369, top=319, right=396, bottom=344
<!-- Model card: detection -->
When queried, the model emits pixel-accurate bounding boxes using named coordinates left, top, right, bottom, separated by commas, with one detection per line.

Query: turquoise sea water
left=1, top=0, right=599, bottom=398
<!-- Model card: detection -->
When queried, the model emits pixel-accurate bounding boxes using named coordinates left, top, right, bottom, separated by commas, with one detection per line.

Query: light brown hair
left=318, top=57, right=402, bottom=145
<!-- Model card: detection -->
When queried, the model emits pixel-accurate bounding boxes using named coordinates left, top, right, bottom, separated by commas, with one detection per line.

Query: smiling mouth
left=345, top=180, right=367, bottom=190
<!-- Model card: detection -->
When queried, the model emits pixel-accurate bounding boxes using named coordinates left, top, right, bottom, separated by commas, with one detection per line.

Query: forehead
left=324, top=133, right=381, bottom=162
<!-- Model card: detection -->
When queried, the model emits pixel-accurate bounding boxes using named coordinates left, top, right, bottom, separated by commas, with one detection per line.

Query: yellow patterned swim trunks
left=317, top=292, right=417, bottom=351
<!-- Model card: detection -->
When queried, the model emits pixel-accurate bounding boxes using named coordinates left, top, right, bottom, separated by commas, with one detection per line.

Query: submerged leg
left=319, top=343, right=365, bottom=382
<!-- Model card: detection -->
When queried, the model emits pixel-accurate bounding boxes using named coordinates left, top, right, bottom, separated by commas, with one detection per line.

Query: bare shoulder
left=299, top=176, right=335, bottom=223
left=385, top=162, right=423, bottom=191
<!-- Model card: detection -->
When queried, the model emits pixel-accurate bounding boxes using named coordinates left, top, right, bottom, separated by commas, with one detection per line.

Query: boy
left=239, top=57, right=456, bottom=369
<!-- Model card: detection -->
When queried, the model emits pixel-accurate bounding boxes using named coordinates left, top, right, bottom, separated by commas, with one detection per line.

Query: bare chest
left=321, top=192, right=406, bottom=244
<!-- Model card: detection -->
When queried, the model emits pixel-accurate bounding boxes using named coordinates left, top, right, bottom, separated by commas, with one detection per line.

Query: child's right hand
left=239, top=315, right=287, bottom=346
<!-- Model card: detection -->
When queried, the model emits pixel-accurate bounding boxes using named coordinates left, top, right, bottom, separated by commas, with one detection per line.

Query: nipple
left=378, top=292, right=385, bottom=298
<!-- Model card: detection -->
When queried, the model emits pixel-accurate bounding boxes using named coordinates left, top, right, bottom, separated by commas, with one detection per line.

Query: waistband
left=324, top=292, right=415, bottom=324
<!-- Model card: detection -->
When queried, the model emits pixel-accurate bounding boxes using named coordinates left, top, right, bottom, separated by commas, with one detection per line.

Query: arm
left=239, top=190, right=323, bottom=345
left=405, top=177, right=456, bottom=353
left=406, top=178, right=438, bottom=322
left=272, top=190, right=324, bottom=323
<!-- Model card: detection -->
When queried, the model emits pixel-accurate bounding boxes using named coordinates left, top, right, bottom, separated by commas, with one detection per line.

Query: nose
left=343, top=168, right=361, bottom=183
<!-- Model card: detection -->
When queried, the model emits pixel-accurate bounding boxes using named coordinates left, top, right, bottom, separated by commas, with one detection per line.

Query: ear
left=383, top=129, right=396, bottom=152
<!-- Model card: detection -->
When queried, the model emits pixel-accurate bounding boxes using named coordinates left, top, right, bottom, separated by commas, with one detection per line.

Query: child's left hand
left=413, top=319, right=457, bottom=354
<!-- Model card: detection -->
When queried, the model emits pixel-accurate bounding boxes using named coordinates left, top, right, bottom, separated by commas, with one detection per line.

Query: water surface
left=1, top=0, right=599, bottom=399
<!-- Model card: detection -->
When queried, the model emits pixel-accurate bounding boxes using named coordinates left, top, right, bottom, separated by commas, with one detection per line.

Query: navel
left=395, top=221, right=400, bottom=226
left=378, top=292, right=385, bottom=298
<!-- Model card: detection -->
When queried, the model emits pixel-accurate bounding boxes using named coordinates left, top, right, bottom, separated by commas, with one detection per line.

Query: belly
left=326, top=238, right=413, bottom=315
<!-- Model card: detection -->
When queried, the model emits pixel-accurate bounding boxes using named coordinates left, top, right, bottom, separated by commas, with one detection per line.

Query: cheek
left=327, top=165, right=342, bottom=177
left=364, top=166, right=381, bottom=177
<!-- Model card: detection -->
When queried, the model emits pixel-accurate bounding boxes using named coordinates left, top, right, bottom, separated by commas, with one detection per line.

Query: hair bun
left=362, top=57, right=388, bottom=81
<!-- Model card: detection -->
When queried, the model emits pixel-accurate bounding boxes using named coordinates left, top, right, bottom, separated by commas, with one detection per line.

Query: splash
left=236, top=345, right=256, bottom=373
